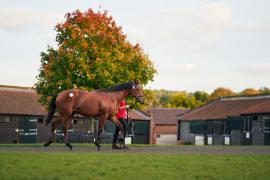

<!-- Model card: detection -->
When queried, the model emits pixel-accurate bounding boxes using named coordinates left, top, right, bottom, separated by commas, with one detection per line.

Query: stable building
left=178, top=95, right=270, bottom=145
left=148, top=108, right=188, bottom=145
left=0, top=86, right=151, bottom=144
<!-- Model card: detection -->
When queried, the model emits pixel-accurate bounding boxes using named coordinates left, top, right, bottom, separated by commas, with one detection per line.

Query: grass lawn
left=0, top=143, right=264, bottom=148
left=0, top=143, right=155, bottom=147
left=0, top=152, right=270, bottom=180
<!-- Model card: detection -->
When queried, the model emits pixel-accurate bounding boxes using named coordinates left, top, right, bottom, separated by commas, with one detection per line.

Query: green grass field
left=0, top=151, right=270, bottom=180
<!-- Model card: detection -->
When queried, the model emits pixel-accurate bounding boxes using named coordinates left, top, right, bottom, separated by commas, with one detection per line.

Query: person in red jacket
left=112, top=100, right=129, bottom=149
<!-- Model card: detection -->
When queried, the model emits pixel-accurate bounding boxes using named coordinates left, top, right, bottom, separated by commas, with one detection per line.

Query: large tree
left=35, top=9, right=156, bottom=105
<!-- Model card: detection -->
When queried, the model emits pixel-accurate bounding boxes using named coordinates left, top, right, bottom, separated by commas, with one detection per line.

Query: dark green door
left=132, top=121, right=149, bottom=144
left=19, top=117, right=37, bottom=143
left=264, top=119, right=270, bottom=145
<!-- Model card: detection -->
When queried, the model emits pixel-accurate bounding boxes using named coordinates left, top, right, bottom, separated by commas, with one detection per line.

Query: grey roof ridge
left=220, top=94, right=270, bottom=101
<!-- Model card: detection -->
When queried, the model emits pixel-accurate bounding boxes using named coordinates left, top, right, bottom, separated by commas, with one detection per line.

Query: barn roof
left=241, top=100, right=270, bottom=115
left=0, top=87, right=46, bottom=116
left=128, top=110, right=151, bottom=120
left=0, top=86, right=151, bottom=120
left=148, top=108, right=188, bottom=125
left=179, top=95, right=270, bottom=121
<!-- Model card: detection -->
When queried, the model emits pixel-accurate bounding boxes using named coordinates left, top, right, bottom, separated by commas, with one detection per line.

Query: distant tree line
left=142, top=87, right=270, bottom=109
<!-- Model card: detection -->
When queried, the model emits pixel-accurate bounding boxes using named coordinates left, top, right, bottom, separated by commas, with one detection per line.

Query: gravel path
left=1, top=146, right=270, bottom=154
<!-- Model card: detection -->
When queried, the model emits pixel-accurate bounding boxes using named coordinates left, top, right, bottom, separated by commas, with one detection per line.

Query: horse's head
left=130, top=80, right=144, bottom=104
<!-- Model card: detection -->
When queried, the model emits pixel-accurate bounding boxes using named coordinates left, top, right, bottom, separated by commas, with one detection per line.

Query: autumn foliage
left=35, top=9, right=156, bottom=105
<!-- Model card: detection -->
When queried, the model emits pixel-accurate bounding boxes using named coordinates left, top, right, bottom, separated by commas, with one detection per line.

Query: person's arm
left=119, top=105, right=130, bottom=110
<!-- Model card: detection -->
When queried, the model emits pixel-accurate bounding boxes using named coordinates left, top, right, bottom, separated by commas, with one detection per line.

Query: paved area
left=1, top=146, right=270, bottom=154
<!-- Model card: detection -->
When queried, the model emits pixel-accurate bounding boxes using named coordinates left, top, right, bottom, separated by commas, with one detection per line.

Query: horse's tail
left=45, top=95, right=58, bottom=126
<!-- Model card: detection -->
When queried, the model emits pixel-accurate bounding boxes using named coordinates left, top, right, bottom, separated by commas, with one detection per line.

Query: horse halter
left=135, top=96, right=144, bottom=104
left=132, top=83, right=144, bottom=104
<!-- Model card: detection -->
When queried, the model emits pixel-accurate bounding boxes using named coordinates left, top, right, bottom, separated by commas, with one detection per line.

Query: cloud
left=126, top=2, right=234, bottom=51
left=162, top=63, right=197, bottom=71
left=200, top=3, right=233, bottom=26
left=236, top=63, right=270, bottom=75
left=0, top=7, right=62, bottom=32
left=158, top=63, right=199, bottom=77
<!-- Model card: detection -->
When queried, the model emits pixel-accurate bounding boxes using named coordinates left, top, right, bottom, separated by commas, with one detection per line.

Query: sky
left=0, top=0, right=269, bottom=93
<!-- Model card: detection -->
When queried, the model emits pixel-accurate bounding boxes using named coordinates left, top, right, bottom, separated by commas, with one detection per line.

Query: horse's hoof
left=66, top=143, right=73, bottom=151
left=44, top=140, right=53, bottom=147
left=96, top=144, right=101, bottom=151
left=94, top=142, right=101, bottom=150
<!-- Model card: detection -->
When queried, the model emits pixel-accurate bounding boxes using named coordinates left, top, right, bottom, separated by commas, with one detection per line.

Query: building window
left=0, top=116, right=11, bottom=123
left=190, top=121, right=207, bottom=134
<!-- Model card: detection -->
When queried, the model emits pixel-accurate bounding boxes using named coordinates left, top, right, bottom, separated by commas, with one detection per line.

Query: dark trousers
left=113, top=118, right=128, bottom=144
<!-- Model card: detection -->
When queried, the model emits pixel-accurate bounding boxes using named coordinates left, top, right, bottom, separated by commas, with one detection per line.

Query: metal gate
left=19, top=118, right=37, bottom=143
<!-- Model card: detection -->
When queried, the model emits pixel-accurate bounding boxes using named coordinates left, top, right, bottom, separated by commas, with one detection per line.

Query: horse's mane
left=96, top=81, right=134, bottom=92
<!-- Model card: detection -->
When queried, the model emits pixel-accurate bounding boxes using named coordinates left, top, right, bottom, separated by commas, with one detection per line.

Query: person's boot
left=112, top=144, right=122, bottom=149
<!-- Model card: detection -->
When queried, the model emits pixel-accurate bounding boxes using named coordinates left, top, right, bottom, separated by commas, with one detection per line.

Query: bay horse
left=43, top=81, right=144, bottom=150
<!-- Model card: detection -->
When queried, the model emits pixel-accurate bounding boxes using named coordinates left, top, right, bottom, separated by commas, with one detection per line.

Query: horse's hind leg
left=64, top=117, right=73, bottom=151
left=95, top=114, right=108, bottom=150
left=44, top=117, right=62, bottom=147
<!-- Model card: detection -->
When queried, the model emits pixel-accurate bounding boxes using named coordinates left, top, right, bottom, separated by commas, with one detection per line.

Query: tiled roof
left=148, top=108, right=188, bottom=125
left=241, top=100, right=270, bottom=115
left=128, top=110, right=151, bottom=120
left=179, top=95, right=270, bottom=121
left=0, top=87, right=46, bottom=116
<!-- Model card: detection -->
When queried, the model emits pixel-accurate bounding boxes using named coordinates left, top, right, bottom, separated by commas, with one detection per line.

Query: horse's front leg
left=95, top=114, right=108, bottom=150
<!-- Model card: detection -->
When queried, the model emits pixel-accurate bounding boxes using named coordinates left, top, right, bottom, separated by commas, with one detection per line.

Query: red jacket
left=116, top=101, right=127, bottom=119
